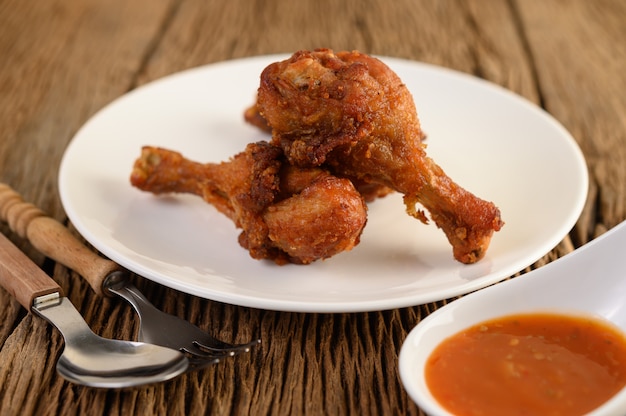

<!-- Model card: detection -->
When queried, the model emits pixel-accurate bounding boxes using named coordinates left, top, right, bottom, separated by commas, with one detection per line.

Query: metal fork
left=105, top=270, right=260, bottom=359
left=0, top=183, right=260, bottom=364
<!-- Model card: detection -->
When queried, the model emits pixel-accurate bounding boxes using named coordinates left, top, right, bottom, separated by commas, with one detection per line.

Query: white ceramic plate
left=58, top=54, right=588, bottom=313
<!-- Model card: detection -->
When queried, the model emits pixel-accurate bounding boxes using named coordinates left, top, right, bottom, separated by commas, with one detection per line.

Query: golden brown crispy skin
left=244, top=99, right=394, bottom=202
left=130, top=143, right=367, bottom=265
left=255, top=49, right=503, bottom=264
left=244, top=102, right=272, bottom=133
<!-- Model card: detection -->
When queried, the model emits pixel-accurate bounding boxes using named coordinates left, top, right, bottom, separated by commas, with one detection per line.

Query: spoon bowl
left=33, top=297, right=189, bottom=388
left=399, top=220, right=626, bottom=416
left=56, top=339, right=189, bottom=388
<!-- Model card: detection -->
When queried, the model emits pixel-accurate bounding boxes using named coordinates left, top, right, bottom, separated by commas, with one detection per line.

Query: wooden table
left=1, top=1, right=625, bottom=414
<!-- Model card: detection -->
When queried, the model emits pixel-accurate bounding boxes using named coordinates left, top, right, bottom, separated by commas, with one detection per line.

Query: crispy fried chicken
left=245, top=103, right=394, bottom=203
left=130, top=143, right=367, bottom=264
left=252, top=49, right=503, bottom=263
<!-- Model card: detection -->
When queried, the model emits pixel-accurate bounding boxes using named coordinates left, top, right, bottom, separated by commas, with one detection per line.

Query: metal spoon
left=0, top=232, right=189, bottom=388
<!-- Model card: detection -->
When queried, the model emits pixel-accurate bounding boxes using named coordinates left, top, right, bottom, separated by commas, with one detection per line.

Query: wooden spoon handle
left=0, top=183, right=122, bottom=296
left=0, top=232, right=61, bottom=309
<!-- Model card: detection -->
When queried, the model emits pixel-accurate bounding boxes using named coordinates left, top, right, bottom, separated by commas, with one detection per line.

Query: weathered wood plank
left=0, top=0, right=174, bottom=213
left=515, top=0, right=626, bottom=241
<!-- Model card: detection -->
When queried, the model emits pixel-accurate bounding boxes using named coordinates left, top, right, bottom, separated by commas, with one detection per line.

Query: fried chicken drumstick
left=130, top=143, right=367, bottom=265
left=250, top=49, right=503, bottom=264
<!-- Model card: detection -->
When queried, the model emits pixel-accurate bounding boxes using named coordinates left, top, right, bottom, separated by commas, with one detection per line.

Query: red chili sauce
left=425, top=313, right=626, bottom=415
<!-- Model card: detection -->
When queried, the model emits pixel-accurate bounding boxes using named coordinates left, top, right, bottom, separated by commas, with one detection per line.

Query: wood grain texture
left=1, top=0, right=625, bottom=414
left=516, top=0, right=626, bottom=241
left=0, top=232, right=62, bottom=309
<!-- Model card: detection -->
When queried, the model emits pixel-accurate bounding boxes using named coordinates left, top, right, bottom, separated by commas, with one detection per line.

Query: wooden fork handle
left=0, top=183, right=123, bottom=297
